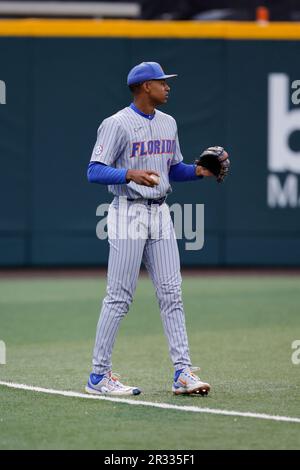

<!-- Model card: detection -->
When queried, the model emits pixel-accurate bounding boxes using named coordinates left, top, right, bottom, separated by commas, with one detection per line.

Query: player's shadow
left=149, top=390, right=212, bottom=400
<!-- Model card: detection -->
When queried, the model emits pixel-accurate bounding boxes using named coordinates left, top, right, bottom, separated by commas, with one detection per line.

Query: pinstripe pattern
left=91, top=105, right=191, bottom=375
left=92, top=198, right=191, bottom=374
left=90, top=106, right=183, bottom=199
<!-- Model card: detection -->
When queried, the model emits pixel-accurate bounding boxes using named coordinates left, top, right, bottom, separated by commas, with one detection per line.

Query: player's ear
left=143, top=81, right=152, bottom=94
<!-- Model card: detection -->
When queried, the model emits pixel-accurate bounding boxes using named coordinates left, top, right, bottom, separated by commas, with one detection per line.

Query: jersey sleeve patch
left=94, top=145, right=103, bottom=156
left=90, top=117, right=126, bottom=165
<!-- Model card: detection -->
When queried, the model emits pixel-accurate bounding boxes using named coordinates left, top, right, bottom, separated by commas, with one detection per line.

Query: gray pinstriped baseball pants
left=92, top=197, right=192, bottom=374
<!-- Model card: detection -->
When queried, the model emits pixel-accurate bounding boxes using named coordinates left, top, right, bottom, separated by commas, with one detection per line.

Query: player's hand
left=126, top=170, right=160, bottom=187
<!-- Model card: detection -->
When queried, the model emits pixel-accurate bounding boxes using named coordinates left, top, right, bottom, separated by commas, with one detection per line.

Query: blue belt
left=127, top=196, right=166, bottom=206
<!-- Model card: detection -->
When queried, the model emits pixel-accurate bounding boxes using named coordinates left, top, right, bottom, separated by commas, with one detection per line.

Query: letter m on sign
left=0, top=340, right=6, bottom=364
left=0, top=80, right=6, bottom=104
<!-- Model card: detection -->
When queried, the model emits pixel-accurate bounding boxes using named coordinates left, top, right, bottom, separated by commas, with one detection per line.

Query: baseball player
left=85, top=61, right=230, bottom=396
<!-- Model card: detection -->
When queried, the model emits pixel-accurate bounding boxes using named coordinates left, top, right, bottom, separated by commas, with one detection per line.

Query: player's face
left=147, top=80, right=170, bottom=105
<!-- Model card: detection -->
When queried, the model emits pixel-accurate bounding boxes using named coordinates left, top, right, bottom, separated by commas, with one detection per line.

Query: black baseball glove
left=195, top=146, right=230, bottom=183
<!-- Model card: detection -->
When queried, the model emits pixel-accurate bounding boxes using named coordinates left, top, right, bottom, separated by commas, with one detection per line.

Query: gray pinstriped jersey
left=90, top=106, right=183, bottom=199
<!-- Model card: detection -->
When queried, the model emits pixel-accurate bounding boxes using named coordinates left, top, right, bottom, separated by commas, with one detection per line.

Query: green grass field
left=0, top=274, right=299, bottom=450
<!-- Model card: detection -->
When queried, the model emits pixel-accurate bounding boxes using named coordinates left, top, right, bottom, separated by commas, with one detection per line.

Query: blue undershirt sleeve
left=88, top=161, right=201, bottom=185
left=87, top=162, right=128, bottom=185
left=169, top=161, right=203, bottom=182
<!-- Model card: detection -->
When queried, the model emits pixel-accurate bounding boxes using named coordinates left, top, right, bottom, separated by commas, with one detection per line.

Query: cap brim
left=156, top=74, right=178, bottom=80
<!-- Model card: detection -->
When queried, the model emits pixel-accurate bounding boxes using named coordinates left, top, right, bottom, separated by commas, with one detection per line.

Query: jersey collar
left=129, top=102, right=155, bottom=120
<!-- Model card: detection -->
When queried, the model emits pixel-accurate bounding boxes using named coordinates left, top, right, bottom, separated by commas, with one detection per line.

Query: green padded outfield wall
left=0, top=20, right=300, bottom=266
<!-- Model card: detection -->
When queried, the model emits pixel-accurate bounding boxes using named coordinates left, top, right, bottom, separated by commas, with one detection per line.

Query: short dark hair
left=128, top=82, right=144, bottom=93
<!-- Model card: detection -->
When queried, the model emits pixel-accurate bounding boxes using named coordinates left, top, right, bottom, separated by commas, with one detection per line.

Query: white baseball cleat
left=85, top=372, right=141, bottom=396
left=172, top=367, right=210, bottom=396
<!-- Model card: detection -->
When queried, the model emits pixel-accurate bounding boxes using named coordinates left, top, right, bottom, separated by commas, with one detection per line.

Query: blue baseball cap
left=127, top=62, right=177, bottom=86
